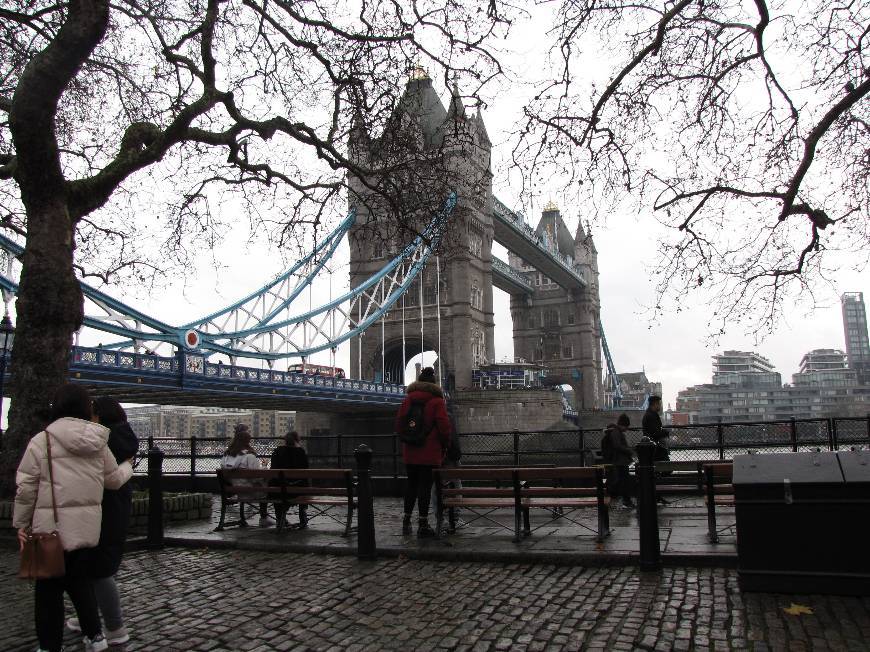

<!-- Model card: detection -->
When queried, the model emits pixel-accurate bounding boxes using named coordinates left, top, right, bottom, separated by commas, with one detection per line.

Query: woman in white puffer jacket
left=13, top=384, right=133, bottom=652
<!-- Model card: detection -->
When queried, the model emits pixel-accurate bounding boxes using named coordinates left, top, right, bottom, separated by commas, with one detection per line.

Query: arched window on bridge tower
left=544, top=308, right=560, bottom=329
left=544, top=336, right=562, bottom=361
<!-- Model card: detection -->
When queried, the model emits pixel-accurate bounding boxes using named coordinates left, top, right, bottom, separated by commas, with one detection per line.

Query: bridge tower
left=508, top=203, right=603, bottom=409
left=348, top=72, right=494, bottom=390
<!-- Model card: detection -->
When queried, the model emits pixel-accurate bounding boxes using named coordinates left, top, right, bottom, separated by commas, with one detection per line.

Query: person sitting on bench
left=269, top=431, right=310, bottom=528
left=220, top=424, right=273, bottom=527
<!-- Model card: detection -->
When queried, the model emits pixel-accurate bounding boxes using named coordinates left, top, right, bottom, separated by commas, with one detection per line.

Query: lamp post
left=0, top=313, right=15, bottom=450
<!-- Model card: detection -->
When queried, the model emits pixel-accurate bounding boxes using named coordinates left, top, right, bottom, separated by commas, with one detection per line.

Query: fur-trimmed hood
left=406, top=381, right=443, bottom=398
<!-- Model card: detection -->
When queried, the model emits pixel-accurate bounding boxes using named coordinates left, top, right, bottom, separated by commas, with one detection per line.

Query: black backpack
left=399, top=398, right=430, bottom=446
left=600, top=429, right=614, bottom=464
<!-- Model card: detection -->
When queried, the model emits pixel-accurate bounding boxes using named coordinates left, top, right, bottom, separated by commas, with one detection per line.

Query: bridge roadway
left=491, top=196, right=586, bottom=292
left=17, top=346, right=405, bottom=411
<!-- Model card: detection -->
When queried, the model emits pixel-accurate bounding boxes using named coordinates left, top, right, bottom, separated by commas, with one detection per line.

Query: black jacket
left=270, top=445, right=310, bottom=490
left=604, top=425, right=634, bottom=466
left=90, top=420, right=138, bottom=577
left=270, top=445, right=308, bottom=470
left=642, top=408, right=668, bottom=442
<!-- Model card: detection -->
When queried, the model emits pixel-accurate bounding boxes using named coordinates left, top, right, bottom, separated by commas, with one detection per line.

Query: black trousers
left=607, top=465, right=636, bottom=501
left=35, top=549, right=102, bottom=652
left=403, top=464, right=435, bottom=519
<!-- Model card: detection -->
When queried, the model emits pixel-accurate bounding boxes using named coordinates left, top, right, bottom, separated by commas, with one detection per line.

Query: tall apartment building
left=842, top=292, right=870, bottom=385
left=675, top=350, right=870, bottom=423
left=713, top=351, right=775, bottom=376
left=798, top=349, right=848, bottom=373
left=125, top=405, right=295, bottom=439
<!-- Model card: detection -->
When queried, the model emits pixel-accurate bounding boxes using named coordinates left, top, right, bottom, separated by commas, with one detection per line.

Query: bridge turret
left=348, top=106, right=370, bottom=165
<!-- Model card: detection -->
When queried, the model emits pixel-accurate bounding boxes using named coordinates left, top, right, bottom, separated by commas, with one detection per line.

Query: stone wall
left=454, top=388, right=570, bottom=433
left=576, top=409, right=643, bottom=431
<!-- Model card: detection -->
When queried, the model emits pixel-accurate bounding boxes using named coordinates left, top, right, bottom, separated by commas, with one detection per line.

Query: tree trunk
left=0, top=204, right=82, bottom=496
left=0, top=0, right=109, bottom=496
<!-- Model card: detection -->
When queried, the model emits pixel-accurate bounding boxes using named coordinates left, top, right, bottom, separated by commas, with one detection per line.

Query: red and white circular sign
left=184, top=330, right=200, bottom=349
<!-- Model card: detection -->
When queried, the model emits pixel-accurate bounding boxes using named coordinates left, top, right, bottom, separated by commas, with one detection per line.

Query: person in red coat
left=394, top=367, right=452, bottom=538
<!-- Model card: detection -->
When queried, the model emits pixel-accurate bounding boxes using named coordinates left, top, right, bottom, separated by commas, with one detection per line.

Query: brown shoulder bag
left=18, top=431, right=66, bottom=580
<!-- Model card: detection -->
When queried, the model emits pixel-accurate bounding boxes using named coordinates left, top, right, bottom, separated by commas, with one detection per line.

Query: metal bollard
left=355, top=444, right=377, bottom=560
left=147, top=445, right=165, bottom=549
left=636, top=439, right=661, bottom=571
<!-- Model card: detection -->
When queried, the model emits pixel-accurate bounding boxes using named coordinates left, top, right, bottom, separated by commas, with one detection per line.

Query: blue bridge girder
left=39, top=346, right=403, bottom=411
left=491, top=196, right=587, bottom=291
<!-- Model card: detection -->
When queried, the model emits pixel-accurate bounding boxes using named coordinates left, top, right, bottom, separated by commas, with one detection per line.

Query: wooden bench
left=216, top=468, right=356, bottom=535
left=517, top=467, right=611, bottom=543
left=703, top=463, right=734, bottom=543
left=655, top=460, right=722, bottom=495
left=434, top=466, right=611, bottom=543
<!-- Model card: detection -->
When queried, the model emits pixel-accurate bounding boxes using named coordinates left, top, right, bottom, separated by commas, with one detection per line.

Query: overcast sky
left=15, top=3, right=866, bottom=412
left=86, top=81, right=867, bottom=410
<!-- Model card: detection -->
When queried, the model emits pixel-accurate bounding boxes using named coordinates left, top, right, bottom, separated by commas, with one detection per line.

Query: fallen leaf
left=783, top=603, right=814, bottom=616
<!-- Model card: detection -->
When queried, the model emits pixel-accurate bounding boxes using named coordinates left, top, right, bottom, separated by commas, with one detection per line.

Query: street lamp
left=0, top=313, right=14, bottom=449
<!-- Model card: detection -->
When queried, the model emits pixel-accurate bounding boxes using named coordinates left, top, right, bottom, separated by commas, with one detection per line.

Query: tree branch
left=779, top=75, right=870, bottom=223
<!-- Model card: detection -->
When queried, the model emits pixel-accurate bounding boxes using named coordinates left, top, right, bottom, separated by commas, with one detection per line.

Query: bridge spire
left=446, top=79, right=467, bottom=121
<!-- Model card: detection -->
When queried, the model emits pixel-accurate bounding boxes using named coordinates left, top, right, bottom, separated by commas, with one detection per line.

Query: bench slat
left=519, top=487, right=598, bottom=497
left=515, top=467, right=599, bottom=481
left=442, top=487, right=514, bottom=497
left=525, top=497, right=605, bottom=507
left=442, top=497, right=517, bottom=508
left=435, top=468, right=515, bottom=481
left=220, top=468, right=352, bottom=480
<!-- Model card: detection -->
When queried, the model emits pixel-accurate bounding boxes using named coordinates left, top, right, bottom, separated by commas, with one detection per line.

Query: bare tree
left=0, top=0, right=506, bottom=493
left=514, top=0, right=869, bottom=332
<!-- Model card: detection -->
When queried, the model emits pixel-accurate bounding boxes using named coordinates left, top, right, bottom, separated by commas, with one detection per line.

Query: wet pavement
left=161, top=495, right=737, bottom=565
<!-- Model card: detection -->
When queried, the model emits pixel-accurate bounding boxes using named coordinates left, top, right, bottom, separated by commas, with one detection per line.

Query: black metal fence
left=136, top=415, right=870, bottom=480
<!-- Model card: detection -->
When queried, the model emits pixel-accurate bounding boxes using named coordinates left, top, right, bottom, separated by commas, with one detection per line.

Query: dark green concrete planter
left=2, top=493, right=213, bottom=530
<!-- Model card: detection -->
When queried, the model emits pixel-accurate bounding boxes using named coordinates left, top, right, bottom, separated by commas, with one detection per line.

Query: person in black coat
left=270, top=431, right=309, bottom=528
left=67, top=397, right=138, bottom=646
left=603, top=414, right=636, bottom=508
left=641, top=395, right=670, bottom=505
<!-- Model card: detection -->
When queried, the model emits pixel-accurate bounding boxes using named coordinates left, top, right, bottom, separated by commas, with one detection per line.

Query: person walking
left=394, top=367, right=452, bottom=538
left=431, top=394, right=462, bottom=532
left=602, top=413, right=636, bottom=509
left=221, top=424, right=274, bottom=526
left=14, top=384, right=134, bottom=652
left=269, top=431, right=309, bottom=528
left=642, top=395, right=670, bottom=505
left=65, top=397, right=138, bottom=646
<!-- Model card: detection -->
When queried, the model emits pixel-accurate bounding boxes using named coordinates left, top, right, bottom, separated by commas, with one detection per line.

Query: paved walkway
left=2, top=548, right=868, bottom=651
left=161, top=496, right=737, bottom=564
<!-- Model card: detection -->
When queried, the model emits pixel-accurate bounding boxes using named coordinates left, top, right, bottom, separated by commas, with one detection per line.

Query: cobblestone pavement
left=2, top=549, right=869, bottom=652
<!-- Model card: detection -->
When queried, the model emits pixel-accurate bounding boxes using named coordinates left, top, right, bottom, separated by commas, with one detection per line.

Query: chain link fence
left=137, top=416, right=870, bottom=478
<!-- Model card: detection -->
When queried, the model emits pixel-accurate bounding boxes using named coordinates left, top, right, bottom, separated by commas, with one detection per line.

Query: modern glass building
left=842, top=292, right=870, bottom=385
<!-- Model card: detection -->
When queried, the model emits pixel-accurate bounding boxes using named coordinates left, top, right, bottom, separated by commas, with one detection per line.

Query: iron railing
left=135, top=415, right=870, bottom=479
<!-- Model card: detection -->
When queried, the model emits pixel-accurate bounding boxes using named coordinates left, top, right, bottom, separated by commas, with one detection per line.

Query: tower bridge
left=0, top=73, right=622, bottom=418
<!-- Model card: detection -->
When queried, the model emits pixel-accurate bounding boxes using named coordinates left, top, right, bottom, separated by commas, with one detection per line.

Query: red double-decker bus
left=287, top=363, right=345, bottom=379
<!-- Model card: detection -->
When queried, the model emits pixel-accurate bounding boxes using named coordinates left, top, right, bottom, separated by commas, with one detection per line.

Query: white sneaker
left=259, top=515, right=276, bottom=527
left=83, top=633, right=108, bottom=652
left=65, top=617, right=81, bottom=632
left=106, top=625, right=130, bottom=645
